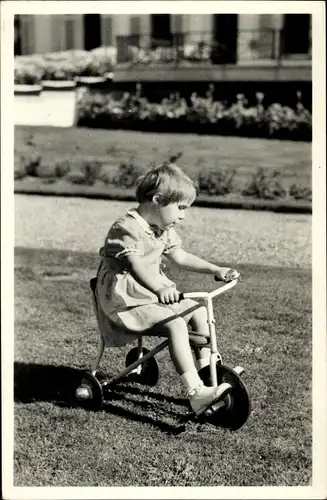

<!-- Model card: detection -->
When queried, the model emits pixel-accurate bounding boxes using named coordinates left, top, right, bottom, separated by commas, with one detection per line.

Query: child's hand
left=155, top=286, right=181, bottom=304
left=215, top=268, right=240, bottom=283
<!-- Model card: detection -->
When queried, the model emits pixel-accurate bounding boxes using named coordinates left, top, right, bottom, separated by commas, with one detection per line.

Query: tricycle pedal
left=205, top=400, right=226, bottom=417
left=233, top=366, right=245, bottom=376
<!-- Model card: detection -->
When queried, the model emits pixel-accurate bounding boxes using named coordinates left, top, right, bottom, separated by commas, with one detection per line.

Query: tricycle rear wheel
left=75, top=371, right=104, bottom=411
left=125, top=347, right=160, bottom=386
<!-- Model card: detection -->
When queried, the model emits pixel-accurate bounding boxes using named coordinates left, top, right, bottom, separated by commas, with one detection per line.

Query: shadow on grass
left=14, top=362, right=191, bottom=434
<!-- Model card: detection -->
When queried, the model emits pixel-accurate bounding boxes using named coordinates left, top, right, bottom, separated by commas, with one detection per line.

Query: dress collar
left=127, top=209, right=164, bottom=237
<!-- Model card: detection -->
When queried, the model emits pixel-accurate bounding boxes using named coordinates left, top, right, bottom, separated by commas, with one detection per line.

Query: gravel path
left=15, top=195, right=311, bottom=268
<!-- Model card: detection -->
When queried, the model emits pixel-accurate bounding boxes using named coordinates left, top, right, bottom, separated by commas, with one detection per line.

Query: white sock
left=195, top=357, right=210, bottom=371
left=180, top=369, right=203, bottom=395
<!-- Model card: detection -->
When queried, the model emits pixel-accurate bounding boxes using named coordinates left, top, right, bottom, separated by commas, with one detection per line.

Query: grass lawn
left=14, top=126, right=312, bottom=211
left=14, top=247, right=312, bottom=487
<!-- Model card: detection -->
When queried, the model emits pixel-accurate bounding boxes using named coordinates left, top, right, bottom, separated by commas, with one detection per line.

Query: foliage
left=198, top=169, right=236, bottom=195
left=112, top=160, right=144, bottom=189
left=14, top=157, right=27, bottom=180
left=289, top=184, right=312, bottom=201
left=14, top=47, right=116, bottom=84
left=66, top=158, right=103, bottom=186
left=54, top=160, right=71, bottom=178
left=243, top=168, right=287, bottom=199
left=14, top=125, right=311, bottom=209
left=20, top=151, right=42, bottom=176
left=14, top=60, right=44, bottom=85
left=128, top=41, right=237, bottom=65
left=77, top=87, right=312, bottom=141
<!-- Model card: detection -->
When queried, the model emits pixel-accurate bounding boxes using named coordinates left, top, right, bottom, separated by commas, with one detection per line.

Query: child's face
left=156, top=201, right=190, bottom=230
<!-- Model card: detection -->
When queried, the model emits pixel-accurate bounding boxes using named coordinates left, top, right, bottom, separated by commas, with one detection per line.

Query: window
left=282, top=14, right=310, bottom=56
left=150, top=14, right=172, bottom=48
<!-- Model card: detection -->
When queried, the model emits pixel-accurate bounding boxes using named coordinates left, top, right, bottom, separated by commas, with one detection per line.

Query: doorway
left=282, top=14, right=310, bottom=55
left=83, top=14, right=101, bottom=50
left=212, top=14, right=238, bottom=64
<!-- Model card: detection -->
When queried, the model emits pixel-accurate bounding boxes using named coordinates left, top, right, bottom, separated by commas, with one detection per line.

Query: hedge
left=77, top=88, right=312, bottom=141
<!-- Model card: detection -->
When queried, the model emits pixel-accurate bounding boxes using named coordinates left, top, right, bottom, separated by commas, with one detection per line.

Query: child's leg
left=155, top=316, right=200, bottom=375
left=188, top=306, right=211, bottom=370
left=148, top=316, right=230, bottom=415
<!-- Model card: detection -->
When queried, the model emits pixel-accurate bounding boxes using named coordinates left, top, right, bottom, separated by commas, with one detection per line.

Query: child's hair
left=135, top=163, right=196, bottom=206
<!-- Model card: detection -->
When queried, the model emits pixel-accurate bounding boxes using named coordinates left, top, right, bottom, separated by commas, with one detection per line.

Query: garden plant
left=14, top=47, right=116, bottom=84
left=77, top=88, right=311, bottom=141
left=14, top=125, right=312, bottom=212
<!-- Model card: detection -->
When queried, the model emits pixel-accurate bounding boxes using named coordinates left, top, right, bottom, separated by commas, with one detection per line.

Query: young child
left=95, top=163, right=240, bottom=416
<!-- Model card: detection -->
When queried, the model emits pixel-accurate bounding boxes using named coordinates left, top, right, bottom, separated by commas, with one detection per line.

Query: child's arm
left=125, top=254, right=180, bottom=304
left=166, top=248, right=239, bottom=281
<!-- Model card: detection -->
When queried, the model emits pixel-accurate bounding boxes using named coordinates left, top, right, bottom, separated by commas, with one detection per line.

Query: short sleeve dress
left=95, top=208, right=199, bottom=346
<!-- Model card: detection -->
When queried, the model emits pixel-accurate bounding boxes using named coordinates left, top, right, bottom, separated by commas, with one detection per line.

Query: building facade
left=15, top=13, right=311, bottom=83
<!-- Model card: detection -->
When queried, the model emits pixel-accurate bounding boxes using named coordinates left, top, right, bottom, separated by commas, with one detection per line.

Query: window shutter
left=21, top=15, right=34, bottom=54
left=130, top=16, right=141, bottom=35
left=65, top=16, right=74, bottom=50
left=102, top=15, right=113, bottom=45
left=173, top=14, right=183, bottom=33
left=130, top=16, right=140, bottom=47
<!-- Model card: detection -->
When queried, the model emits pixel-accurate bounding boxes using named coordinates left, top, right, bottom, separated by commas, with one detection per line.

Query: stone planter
left=42, top=80, right=77, bottom=127
left=75, top=76, right=107, bottom=85
left=14, top=84, right=42, bottom=95
left=15, top=81, right=78, bottom=127
left=75, top=74, right=114, bottom=92
left=14, top=84, right=45, bottom=126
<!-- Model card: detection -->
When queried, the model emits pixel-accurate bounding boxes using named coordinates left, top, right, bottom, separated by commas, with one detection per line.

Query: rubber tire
left=198, top=363, right=251, bottom=430
left=125, top=347, right=160, bottom=386
left=75, top=371, right=104, bottom=411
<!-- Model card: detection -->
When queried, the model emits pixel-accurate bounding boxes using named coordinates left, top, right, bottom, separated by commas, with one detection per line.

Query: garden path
left=14, top=195, right=311, bottom=268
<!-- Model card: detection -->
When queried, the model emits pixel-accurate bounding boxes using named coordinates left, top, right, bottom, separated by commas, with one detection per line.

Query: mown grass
left=14, top=126, right=312, bottom=211
left=14, top=247, right=312, bottom=487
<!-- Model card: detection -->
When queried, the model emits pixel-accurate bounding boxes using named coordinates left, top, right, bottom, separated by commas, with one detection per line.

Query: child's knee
left=192, top=306, right=208, bottom=325
left=162, top=317, right=188, bottom=337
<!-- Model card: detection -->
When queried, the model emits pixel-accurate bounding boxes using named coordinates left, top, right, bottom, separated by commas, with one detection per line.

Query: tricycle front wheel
left=198, top=364, right=251, bottom=430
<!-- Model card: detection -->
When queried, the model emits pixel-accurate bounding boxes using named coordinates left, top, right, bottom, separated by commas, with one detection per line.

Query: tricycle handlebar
left=180, top=278, right=239, bottom=301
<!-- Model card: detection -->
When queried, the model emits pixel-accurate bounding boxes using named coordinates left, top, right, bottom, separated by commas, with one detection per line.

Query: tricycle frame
left=89, top=278, right=240, bottom=389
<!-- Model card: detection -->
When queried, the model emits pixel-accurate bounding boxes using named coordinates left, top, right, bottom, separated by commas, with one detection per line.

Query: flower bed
left=14, top=47, right=116, bottom=85
left=128, top=41, right=229, bottom=65
left=14, top=138, right=312, bottom=209
left=77, top=87, right=311, bottom=141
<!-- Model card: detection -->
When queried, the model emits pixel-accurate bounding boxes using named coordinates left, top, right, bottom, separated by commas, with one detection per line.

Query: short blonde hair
left=135, top=163, right=196, bottom=206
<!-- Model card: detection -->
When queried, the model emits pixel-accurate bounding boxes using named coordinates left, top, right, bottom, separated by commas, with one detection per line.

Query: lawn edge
left=14, top=185, right=312, bottom=214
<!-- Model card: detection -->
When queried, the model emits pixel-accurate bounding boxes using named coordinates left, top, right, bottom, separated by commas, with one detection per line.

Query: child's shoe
left=188, top=383, right=231, bottom=416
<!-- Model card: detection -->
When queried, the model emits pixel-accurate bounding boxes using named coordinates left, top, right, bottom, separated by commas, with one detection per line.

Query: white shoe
left=189, top=382, right=232, bottom=416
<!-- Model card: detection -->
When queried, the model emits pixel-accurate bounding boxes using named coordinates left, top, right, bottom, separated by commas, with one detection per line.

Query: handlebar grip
left=215, top=272, right=241, bottom=283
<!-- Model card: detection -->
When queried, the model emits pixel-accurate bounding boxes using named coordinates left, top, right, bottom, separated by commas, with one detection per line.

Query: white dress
left=95, top=208, right=198, bottom=346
